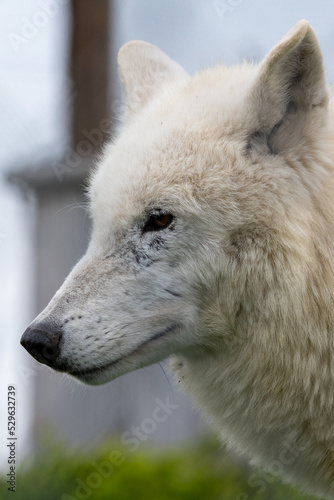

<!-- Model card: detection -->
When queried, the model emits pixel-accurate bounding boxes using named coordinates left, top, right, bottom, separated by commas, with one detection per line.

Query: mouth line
left=61, top=323, right=181, bottom=378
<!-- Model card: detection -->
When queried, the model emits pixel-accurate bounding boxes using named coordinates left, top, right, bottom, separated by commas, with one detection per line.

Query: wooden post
left=70, top=0, right=110, bottom=148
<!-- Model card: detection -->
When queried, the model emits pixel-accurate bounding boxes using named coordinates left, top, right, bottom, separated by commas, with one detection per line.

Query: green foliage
left=0, top=437, right=318, bottom=500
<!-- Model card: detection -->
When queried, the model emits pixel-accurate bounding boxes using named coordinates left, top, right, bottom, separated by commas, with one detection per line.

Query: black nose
left=20, top=322, right=62, bottom=367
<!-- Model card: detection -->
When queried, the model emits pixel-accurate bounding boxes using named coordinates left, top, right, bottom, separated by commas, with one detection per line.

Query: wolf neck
left=172, top=315, right=334, bottom=498
left=174, top=156, right=334, bottom=496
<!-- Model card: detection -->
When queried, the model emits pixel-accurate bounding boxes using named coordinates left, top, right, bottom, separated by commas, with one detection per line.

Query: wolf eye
left=143, top=212, right=174, bottom=233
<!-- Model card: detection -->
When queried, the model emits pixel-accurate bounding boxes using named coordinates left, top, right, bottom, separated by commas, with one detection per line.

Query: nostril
left=20, top=323, right=62, bottom=367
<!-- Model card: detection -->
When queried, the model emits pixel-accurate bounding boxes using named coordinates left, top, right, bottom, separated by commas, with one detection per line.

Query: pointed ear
left=117, top=41, right=188, bottom=115
left=247, top=20, right=329, bottom=154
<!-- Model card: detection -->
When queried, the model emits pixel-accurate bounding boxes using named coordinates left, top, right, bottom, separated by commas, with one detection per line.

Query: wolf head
left=21, top=20, right=332, bottom=384
left=21, top=20, right=332, bottom=388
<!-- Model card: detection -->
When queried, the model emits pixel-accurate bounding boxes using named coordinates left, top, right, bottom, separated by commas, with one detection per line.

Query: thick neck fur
left=172, top=104, right=334, bottom=499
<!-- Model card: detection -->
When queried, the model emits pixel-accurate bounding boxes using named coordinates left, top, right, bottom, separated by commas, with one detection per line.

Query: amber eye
left=143, top=212, right=174, bottom=233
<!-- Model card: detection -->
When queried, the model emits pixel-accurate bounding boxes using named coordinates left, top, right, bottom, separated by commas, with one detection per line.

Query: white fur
left=27, top=21, right=334, bottom=498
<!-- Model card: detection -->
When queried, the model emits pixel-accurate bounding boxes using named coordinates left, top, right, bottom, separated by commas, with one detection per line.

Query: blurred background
left=1, top=1, right=333, bottom=498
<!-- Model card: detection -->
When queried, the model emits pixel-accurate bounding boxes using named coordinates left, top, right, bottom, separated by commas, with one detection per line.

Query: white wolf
left=21, top=20, right=334, bottom=498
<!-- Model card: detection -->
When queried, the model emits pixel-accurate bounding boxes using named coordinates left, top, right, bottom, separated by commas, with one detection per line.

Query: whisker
left=159, top=361, right=175, bottom=403
left=54, top=200, right=90, bottom=217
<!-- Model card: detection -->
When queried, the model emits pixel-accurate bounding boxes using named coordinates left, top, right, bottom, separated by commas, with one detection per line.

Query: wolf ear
left=117, top=41, right=188, bottom=115
left=247, top=20, right=328, bottom=154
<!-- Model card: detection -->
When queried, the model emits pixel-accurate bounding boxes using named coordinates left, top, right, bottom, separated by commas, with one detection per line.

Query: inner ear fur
left=246, top=20, right=329, bottom=155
